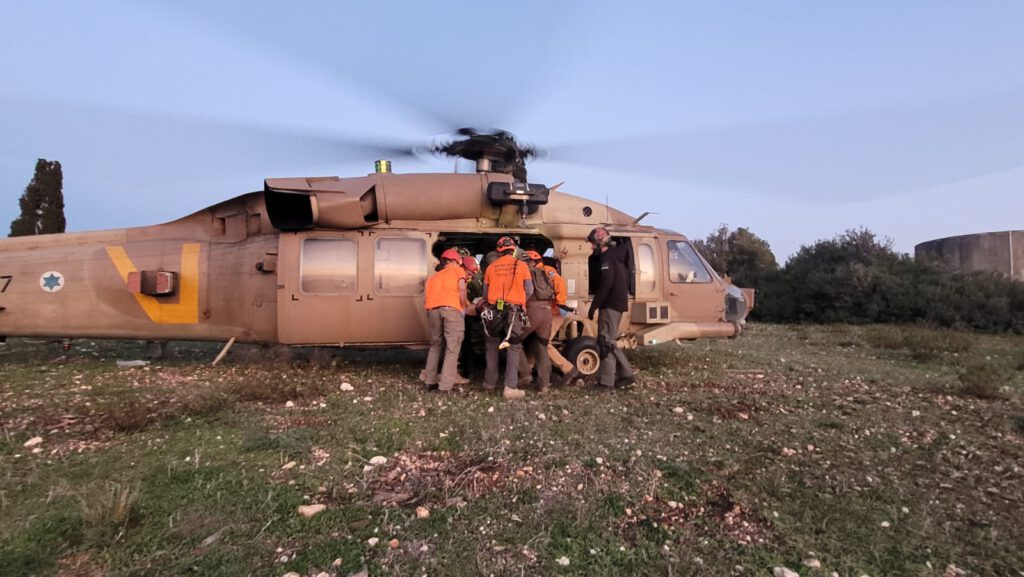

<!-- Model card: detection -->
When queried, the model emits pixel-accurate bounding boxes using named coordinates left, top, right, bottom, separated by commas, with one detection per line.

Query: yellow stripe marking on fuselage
left=105, top=243, right=200, bottom=324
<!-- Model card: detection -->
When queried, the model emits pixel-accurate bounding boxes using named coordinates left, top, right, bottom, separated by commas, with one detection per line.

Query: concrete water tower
left=914, top=230, right=1023, bottom=281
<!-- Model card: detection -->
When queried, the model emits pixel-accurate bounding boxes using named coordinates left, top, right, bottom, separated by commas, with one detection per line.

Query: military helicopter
left=0, top=126, right=752, bottom=376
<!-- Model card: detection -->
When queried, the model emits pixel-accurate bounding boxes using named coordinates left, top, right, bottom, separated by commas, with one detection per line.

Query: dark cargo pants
left=597, top=308, right=634, bottom=387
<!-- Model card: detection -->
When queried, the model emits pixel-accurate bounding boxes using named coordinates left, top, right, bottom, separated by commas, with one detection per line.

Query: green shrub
left=957, top=361, right=1012, bottom=400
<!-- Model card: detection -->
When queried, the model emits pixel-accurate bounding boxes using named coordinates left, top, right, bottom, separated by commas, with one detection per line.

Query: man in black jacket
left=587, top=227, right=635, bottom=388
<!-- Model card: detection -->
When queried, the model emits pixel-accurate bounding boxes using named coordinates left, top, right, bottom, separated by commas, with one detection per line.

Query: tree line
left=694, top=225, right=1024, bottom=333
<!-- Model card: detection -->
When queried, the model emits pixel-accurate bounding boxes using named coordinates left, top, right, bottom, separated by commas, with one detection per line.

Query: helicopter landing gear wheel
left=563, top=336, right=601, bottom=377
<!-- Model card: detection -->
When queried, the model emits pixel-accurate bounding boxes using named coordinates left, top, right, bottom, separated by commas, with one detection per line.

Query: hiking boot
left=560, top=368, right=581, bottom=387
left=502, top=387, right=526, bottom=400
left=455, top=374, right=470, bottom=385
left=614, top=375, right=636, bottom=389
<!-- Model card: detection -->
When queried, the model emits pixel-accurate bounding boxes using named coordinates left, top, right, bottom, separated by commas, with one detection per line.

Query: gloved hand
left=587, top=304, right=597, bottom=320
left=558, top=304, right=576, bottom=314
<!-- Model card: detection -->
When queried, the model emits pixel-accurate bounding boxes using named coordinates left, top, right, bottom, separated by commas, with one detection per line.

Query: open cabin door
left=277, top=230, right=432, bottom=345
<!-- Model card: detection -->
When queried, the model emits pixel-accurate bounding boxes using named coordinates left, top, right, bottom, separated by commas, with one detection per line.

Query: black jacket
left=590, top=243, right=631, bottom=312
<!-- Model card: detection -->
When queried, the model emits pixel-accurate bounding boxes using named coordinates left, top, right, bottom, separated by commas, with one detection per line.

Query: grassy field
left=1, top=324, right=1022, bottom=577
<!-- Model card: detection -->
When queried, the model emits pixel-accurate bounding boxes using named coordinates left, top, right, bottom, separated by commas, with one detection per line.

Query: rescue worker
left=519, top=250, right=555, bottom=393
left=482, top=236, right=533, bottom=399
left=422, top=248, right=468, bottom=392
left=587, top=227, right=635, bottom=389
left=542, top=256, right=580, bottom=385
left=459, top=255, right=484, bottom=378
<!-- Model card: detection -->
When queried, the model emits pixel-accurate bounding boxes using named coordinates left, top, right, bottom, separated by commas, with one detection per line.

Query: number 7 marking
left=0, top=275, right=11, bottom=292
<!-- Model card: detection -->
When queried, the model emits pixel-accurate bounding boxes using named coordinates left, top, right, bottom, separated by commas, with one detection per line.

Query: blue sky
left=1, top=1, right=1021, bottom=260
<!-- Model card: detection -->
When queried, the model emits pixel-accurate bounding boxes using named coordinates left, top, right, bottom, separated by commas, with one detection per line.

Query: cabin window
left=301, top=238, right=357, bottom=294
left=667, top=241, right=712, bottom=283
left=375, top=238, right=427, bottom=295
left=637, top=243, right=657, bottom=294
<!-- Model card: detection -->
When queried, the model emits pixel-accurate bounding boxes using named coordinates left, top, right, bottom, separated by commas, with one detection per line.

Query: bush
left=77, top=482, right=141, bottom=543
left=957, top=361, right=1012, bottom=400
left=756, top=229, right=1024, bottom=333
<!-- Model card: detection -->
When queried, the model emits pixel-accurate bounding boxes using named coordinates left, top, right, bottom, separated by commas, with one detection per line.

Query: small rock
left=945, top=564, right=966, bottom=577
left=667, top=501, right=679, bottom=509
left=332, top=558, right=343, bottom=567
left=362, top=465, right=374, bottom=474
left=773, top=567, right=799, bottom=577
left=23, top=436, right=43, bottom=448
left=419, top=544, right=429, bottom=553
left=672, top=407, right=685, bottom=414
left=278, top=556, right=289, bottom=564
left=595, top=457, right=604, bottom=465
left=340, top=382, right=354, bottom=391
left=781, top=447, right=797, bottom=457
left=831, top=573, right=839, bottom=577
left=803, top=559, right=821, bottom=569
left=415, top=506, right=431, bottom=519
left=315, top=573, right=330, bottom=577
left=348, top=569, right=369, bottom=577
left=31, top=447, right=42, bottom=454
left=281, top=461, right=297, bottom=470
left=367, top=537, right=380, bottom=547
left=368, top=455, right=387, bottom=466
left=880, top=521, right=891, bottom=528
left=297, top=504, right=326, bottom=518
left=282, top=572, right=300, bottom=577
left=285, top=401, right=295, bottom=408
left=388, top=538, right=400, bottom=549
left=556, top=556, right=570, bottom=566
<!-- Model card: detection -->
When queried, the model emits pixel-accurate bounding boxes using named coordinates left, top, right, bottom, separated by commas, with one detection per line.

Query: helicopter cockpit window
left=375, top=238, right=427, bottom=295
left=301, top=238, right=357, bottom=294
left=667, top=241, right=712, bottom=284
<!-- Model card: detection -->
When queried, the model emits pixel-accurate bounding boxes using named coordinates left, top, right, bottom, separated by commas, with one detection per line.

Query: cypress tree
left=9, top=158, right=65, bottom=237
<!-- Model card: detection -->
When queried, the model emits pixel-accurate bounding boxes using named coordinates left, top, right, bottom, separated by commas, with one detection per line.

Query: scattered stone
left=556, top=556, right=571, bottom=566
left=367, top=537, right=380, bottom=547
left=23, top=437, right=43, bottom=448
left=297, top=504, right=326, bottom=518
left=281, top=461, right=297, bottom=470
left=332, top=558, right=343, bottom=568
left=315, top=573, right=330, bottom=577
left=200, top=527, right=227, bottom=547
left=773, top=567, right=799, bottom=577
left=781, top=447, right=797, bottom=457
left=340, top=382, right=355, bottom=391
left=31, top=448, right=42, bottom=454
left=415, top=506, right=431, bottom=519
left=595, top=457, right=604, bottom=465
left=880, top=521, right=891, bottom=528
left=667, top=501, right=679, bottom=509
left=945, top=564, right=966, bottom=577
left=368, top=456, right=388, bottom=466
left=672, top=407, right=685, bottom=414
left=116, top=359, right=149, bottom=368
left=419, top=544, right=429, bottom=553
left=282, top=572, right=300, bottom=577
left=278, top=555, right=290, bottom=564
left=285, top=401, right=295, bottom=408
left=388, top=538, right=400, bottom=549
left=803, top=559, right=821, bottom=569
left=362, top=465, right=374, bottom=474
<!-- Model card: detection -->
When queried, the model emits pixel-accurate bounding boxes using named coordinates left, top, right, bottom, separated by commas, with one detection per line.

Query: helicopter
left=0, top=127, right=753, bottom=376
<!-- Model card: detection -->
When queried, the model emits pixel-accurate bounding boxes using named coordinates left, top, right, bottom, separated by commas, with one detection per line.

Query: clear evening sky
left=1, top=1, right=1021, bottom=260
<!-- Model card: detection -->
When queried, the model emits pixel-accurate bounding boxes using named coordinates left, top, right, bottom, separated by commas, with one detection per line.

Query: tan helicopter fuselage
left=0, top=172, right=751, bottom=349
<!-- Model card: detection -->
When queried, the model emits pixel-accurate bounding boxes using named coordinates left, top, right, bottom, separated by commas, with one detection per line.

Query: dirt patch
left=369, top=451, right=533, bottom=508
left=622, top=481, right=772, bottom=545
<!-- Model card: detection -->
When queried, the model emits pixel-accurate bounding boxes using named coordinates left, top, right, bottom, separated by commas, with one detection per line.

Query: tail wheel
left=563, top=336, right=601, bottom=376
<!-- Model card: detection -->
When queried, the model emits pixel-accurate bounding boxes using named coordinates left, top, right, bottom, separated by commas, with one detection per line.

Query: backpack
left=529, top=266, right=556, bottom=301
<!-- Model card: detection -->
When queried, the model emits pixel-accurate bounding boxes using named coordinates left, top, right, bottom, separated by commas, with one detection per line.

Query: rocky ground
left=0, top=324, right=1022, bottom=577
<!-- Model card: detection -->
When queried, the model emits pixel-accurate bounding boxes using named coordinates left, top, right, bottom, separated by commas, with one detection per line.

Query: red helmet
left=462, top=256, right=480, bottom=273
left=496, top=236, right=516, bottom=252
left=441, top=248, right=461, bottom=261
left=524, top=250, right=543, bottom=261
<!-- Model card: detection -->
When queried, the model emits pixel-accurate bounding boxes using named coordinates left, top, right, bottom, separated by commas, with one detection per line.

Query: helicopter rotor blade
left=0, top=97, right=430, bottom=183
left=544, top=92, right=1024, bottom=203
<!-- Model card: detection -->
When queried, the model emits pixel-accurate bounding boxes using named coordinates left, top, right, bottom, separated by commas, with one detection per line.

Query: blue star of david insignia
left=42, top=273, right=62, bottom=290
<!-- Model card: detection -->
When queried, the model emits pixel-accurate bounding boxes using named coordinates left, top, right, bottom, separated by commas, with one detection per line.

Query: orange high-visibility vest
left=425, top=264, right=466, bottom=310
left=484, top=253, right=530, bottom=306
left=543, top=264, right=568, bottom=315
